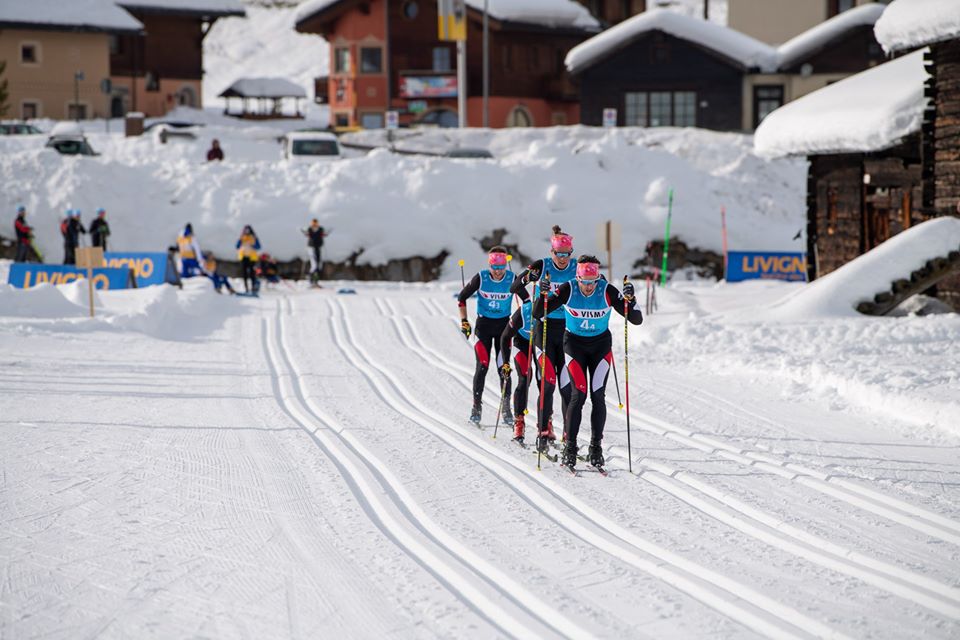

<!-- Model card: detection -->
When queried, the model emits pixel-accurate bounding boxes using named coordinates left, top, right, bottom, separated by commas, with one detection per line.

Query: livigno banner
left=726, top=251, right=807, bottom=282
left=7, top=264, right=137, bottom=290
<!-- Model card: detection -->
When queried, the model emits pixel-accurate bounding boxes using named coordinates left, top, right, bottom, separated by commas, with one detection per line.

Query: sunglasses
left=553, top=251, right=572, bottom=258
left=577, top=277, right=599, bottom=284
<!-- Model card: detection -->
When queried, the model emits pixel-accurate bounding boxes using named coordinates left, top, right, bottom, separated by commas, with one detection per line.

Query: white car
left=282, top=131, right=341, bottom=162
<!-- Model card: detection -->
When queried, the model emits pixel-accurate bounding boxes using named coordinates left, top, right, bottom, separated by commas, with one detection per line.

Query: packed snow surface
left=0, top=115, right=806, bottom=275
left=754, top=49, right=928, bottom=158
left=776, top=3, right=886, bottom=69
left=1, top=267, right=959, bottom=638
left=875, top=0, right=960, bottom=52
left=0, top=0, right=143, bottom=31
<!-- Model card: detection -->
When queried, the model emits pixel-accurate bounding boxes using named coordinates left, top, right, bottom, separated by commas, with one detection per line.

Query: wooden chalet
left=109, top=0, right=245, bottom=117
left=295, top=0, right=599, bottom=128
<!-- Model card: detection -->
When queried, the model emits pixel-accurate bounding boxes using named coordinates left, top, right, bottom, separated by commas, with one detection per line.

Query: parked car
left=45, top=121, right=98, bottom=156
left=0, top=123, right=43, bottom=135
left=444, top=148, right=494, bottom=159
left=412, top=108, right=458, bottom=128
left=282, top=131, right=341, bottom=162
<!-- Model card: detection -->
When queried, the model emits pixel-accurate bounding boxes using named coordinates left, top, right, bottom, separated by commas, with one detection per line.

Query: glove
left=500, top=363, right=512, bottom=377
left=525, top=266, right=541, bottom=284
left=460, top=320, right=472, bottom=339
left=622, top=281, right=635, bottom=302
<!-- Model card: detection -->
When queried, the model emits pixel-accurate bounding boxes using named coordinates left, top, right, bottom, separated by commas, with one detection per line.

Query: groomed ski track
left=3, top=285, right=960, bottom=639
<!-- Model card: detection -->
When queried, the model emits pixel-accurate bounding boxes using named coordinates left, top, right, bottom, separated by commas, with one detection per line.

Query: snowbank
left=874, top=0, right=960, bottom=53
left=754, top=49, right=928, bottom=158
left=759, top=217, right=960, bottom=319
left=0, top=121, right=805, bottom=278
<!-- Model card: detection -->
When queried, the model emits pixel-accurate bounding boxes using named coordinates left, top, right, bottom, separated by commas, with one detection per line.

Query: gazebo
left=219, top=77, right=307, bottom=119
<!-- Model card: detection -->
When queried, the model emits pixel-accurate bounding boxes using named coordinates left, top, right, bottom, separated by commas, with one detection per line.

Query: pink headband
left=576, top=262, right=600, bottom=281
left=488, top=252, right=508, bottom=267
left=551, top=234, right=573, bottom=252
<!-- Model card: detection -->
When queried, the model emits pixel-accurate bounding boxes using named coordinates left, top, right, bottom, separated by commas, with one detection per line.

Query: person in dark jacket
left=89, top=208, right=110, bottom=251
left=13, top=205, right=33, bottom=263
left=302, top=218, right=329, bottom=285
left=206, top=139, right=224, bottom=162
left=63, top=209, right=86, bottom=265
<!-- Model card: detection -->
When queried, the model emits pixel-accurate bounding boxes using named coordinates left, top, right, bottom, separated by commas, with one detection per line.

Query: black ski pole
left=493, top=366, right=509, bottom=439
left=623, top=275, right=633, bottom=473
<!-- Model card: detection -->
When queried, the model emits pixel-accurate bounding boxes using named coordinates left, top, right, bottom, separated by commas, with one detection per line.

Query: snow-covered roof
left=0, top=0, right=143, bottom=33
left=566, top=9, right=777, bottom=74
left=754, top=49, right=929, bottom=158
left=776, top=4, right=886, bottom=69
left=115, top=0, right=244, bottom=17
left=874, top=0, right=960, bottom=53
left=219, top=77, right=307, bottom=99
left=297, top=0, right=598, bottom=31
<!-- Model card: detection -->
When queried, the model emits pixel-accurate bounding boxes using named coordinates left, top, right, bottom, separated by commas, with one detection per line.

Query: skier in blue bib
left=533, top=255, right=643, bottom=470
left=499, top=298, right=534, bottom=443
left=457, top=246, right=516, bottom=424
left=511, top=225, right=577, bottom=446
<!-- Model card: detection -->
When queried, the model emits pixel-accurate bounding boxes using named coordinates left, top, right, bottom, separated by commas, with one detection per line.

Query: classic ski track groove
left=264, top=302, right=587, bottom=640
left=388, top=302, right=960, bottom=617
left=330, top=297, right=851, bottom=640
left=395, top=297, right=960, bottom=546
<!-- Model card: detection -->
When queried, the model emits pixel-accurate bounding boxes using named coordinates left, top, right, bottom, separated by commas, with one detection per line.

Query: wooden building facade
left=924, top=39, right=960, bottom=218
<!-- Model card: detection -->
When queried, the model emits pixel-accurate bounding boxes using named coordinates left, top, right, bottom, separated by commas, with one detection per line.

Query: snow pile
left=776, top=4, right=886, bottom=69
left=875, top=0, right=960, bottom=53
left=203, top=5, right=329, bottom=111
left=760, top=216, right=960, bottom=318
left=0, top=121, right=805, bottom=276
left=0, top=0, right=143, bottom=32
left=0, top=276, right=245, bottom=340
left=565, top=8, right=775, bottom=73
left=754, top=49, right=928, bottom=158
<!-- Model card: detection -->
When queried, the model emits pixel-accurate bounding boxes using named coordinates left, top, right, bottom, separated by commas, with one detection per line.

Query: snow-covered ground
left=1, top=265, right=958, bottom=638
left=0, top=119, right=805, bottom=276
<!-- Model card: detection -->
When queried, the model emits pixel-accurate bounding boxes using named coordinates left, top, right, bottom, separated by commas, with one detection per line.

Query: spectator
left=63, top=210, right=86, bottom=265
left=177, top=223, right=205, bottom=277
left=90, top=208, right=110, bottom=251
left=236, top=225, right=261, bottom=293
left=13, top=205, right=33, bottom=263
left=203, top=251, right=235, bottom=294
left=257, top=252, right=281, bottom=289
left=206, top=138, right=224, bottom=162
left=302, top=218, right=329, bottom=286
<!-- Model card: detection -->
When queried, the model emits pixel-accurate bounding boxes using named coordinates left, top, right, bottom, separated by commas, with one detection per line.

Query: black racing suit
left=512, top=260, right=571, bottom=437
left=534, top=281, right=643, bottom=451
left=458, top=273, right=512, bottom=414
left=499, top=307, right=532, bottom=426
left=63, top=218, right=86, bottom=265
left=90, top=218, right=110, bottom=251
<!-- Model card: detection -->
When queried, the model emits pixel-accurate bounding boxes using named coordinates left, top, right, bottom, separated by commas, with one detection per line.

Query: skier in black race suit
left=457, top=246, right=515, bottom=425
left=533, top=255, right=643, bottom=469
left=499, top=298, right=534, bottom=443
left=511, top=225, right=577, bottom=449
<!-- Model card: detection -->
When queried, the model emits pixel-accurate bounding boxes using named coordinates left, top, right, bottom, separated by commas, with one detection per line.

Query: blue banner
left=104, top=252, right=180, bottom=287
left=7, top=263, right=137, bottom=290
left=726, top=251, right=807, bottom=282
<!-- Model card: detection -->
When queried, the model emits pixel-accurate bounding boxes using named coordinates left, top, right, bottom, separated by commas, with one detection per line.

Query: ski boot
left=544, top=417, right=557, bottom=442
left=588, top=442, right=605, bottom=468
left=561, top=442, right=578, bottom=472
left=512, top=415, right=525, bottom=444
left=469, top=402, right=482, bottom=425
left=501, top=398, right=513, bottom=425
left=536, top=432, right=551, bottom=454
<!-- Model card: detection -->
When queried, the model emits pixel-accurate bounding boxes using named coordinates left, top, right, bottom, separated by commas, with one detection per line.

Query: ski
left=512, top=437, right=528, bottom=449
left=587, top=464, right=608, bottom=477
left=534, top=449, right=559, bottom=463
left=562, top=463, right=580, bottom=477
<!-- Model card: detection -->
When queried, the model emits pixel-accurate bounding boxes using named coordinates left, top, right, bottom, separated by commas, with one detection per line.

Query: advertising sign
left=7, top=264, right=136, bottom=290
left=104, top=252, right=181, bottom=287
left=408, top=100, right=428, bottom=113
left=725, top=251, right=807, bottom=282
left=400, top=76, right=457, bottom=98
left=603, top=108, right=617, bottom=128
left=386, top=110, right=399, bottom=130
left=437, top=0, right=467, bottom=41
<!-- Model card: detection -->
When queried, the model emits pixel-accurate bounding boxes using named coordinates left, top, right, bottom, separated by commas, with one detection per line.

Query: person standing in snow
left=13, top=205, right=34, bottom=263
left=177, top=223, right=205, bottom=277
left=63, top=210, right=86, bottom=265
left=457, top=246, right=515, bottom=424
left=89, top=208, right=110, bottom=251
left=302, top=218, right=328, bottom=285
left=206, top=138, right=224, bottom=162
left=510, top=225, right=577, bottom=452
left=533, top=256, right=642, bottom=471
left=499, top=297, right=534, bottom=444
left=236, top=225, right=261, bottom=293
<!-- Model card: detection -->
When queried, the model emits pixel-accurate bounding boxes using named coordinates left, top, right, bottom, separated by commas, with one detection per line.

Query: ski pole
left=493, top=368, right=508, bottom=439
left=611, top=356, right=623, bottom=410
left=523, top=267, right=536, bottom=416
left=623, top=275, right=633, bottom=473
left=660, top=188, right=674, bottom=287
left=537, top=276, right=550, bottom=470
left=458, top=259, right=465, bottom=288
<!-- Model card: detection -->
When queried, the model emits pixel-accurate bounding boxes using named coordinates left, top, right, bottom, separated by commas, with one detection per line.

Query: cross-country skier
left=302, top=219, right=328, bottom=286
left=89, top=208, right=110, bottom=251
left=499, top=297, right=534, bottom=443
left=177, top=223, right=205, bottom=277
left=203, top=251, right=235, bottom=294
left=13, top=205, right=33, bottom=263
left=457, top=246, right=516, bottom=424
left=236, top=225, right=261, bottom=293
left=532, top=255, right=642, bottom=471
left=511, top=225, right=577, bottom=450
left=63, top=210, right=86, bottom=265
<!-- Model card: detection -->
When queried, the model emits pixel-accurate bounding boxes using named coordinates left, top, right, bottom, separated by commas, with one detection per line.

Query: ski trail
left=393, top=298, right=960, bottom=617
left=329, top=297, right=852, bottom=640
left=267, top=300, right=588, bottom=640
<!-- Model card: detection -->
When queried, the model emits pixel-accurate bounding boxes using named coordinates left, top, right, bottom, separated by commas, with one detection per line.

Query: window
left=360, top=47, right=383, bottom=74
left=67, top=103, right=88, bottom=120
left=753, top=85, right=783, bottom=128
left=506, top=105, right=533, bottom=127
left=649, top=92, right=671, bottom=126
left=335, top=113, right=350, bottom=127
left=624, top=92, right=647, bottom=126
left=827, top=0, right=855, bottom=17
left=22, top=102, right=39, bottom=119
left=433, top=46, right=451, bottom=72
left=334, top=47, right=351, bottom=74
left=529, top=46, right=539, bottom=71
left=502, top=45, right=512, bottom=71
left=145, top=71, right=159, bottom=92
left=360, top=112, right=384, bottom=129
left=20, top=43, right=38, bottom=64
left=108, top=35, right=123, bottom=55
left=402, top=0, right=419, bottom=19
left=673, top=92, right=696, bottom=127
